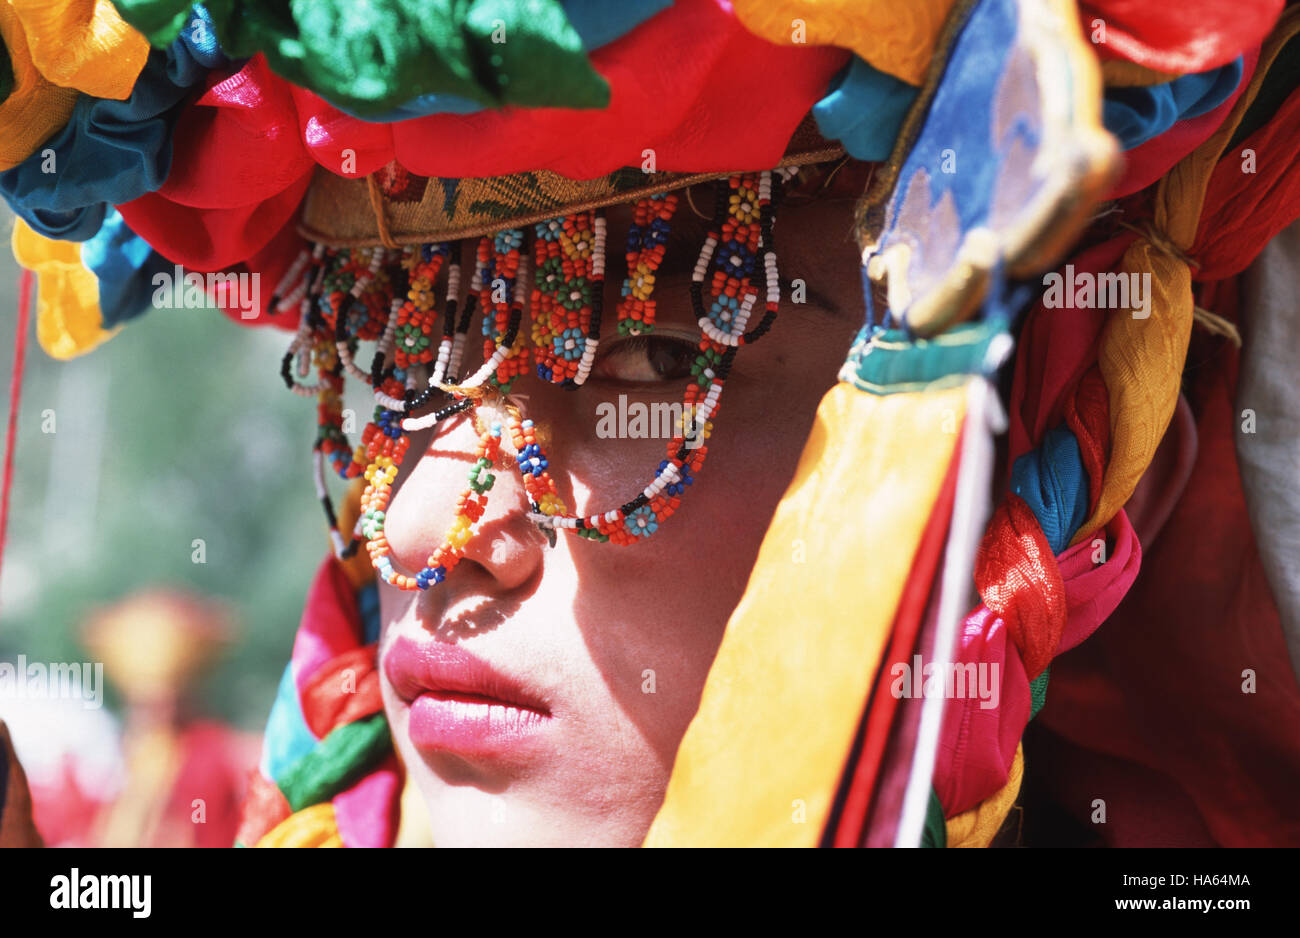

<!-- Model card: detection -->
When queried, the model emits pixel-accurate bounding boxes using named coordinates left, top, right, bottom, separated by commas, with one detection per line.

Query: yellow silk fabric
left=947, top=743, right=1023, bottom=847
left=645, top=381, right=967, bottom=847
left=254, top=803, right=345, bottom=848
left=11, top=218, right=114, bottom=360
left=0, top=0, right=147, bottom=169
left=0, top=4, right=78, bottom=170
left=731, top=0, right=956, bottom=87
left=8, top=0, right=149, bottom=100
left=1073, top=7, right=1300, bottom=544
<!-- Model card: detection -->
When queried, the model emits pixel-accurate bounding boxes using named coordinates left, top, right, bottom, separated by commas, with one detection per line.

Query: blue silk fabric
left=1103, top=58, right=1245, bottom=150
left=0, top=5, right=226, bottom=241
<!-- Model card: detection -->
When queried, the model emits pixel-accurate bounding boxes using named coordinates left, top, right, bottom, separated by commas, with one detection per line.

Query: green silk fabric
left=111, top=0, right=609, bottom=115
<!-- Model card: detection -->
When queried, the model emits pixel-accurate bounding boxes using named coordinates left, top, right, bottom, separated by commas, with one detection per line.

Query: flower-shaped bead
left=729, top=187, right=759, bottom=224
left=708, top=293, right=741, bottom=330
left=360, top=508, right=385, bottom=540
left=365, top=455, right=398, bottom=487
left=716, top=239, right=755, bottom=278
left=535, top=218, right=564, bottom=242
left=395, top=322, right=431, bottom=355
left=553, top=327, right=585, bottom=361
left=494, top=229, right=523, bottom=255
left=537, top=256, right=565, bottom=295
left=625, top=506, right=659, bottom=538
left=516, top=443, right=548, bottom=476
left=559, top=277, right=591, bottom=311
left=562, top=221, right=594, bottom=260
left=628, top=262, right=655, bottom=300
left=658, top=459, right=694, bottom=497
left=538, top=492, right=567, bottom=516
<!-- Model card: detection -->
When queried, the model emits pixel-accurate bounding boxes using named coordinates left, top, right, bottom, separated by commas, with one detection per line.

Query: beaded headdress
left=279, top=166, right=807, bottom=588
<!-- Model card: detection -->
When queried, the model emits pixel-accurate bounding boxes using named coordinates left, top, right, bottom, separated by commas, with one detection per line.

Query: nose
left=383, top=405, right=548, bottom=595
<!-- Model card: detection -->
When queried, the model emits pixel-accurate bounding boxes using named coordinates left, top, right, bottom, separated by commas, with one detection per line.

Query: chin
left=406, top=765, right=660, bottom=847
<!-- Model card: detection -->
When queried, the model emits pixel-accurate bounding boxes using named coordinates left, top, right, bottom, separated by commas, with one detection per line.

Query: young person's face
left=377, top=182, right=863, bottom=845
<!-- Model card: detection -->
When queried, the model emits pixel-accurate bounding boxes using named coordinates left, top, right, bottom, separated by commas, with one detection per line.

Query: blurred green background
left=0, top=206, right=331, bottom=729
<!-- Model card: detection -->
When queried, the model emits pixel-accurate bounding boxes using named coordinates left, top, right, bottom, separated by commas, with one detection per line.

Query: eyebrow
left=779, top=275, right=849, bottom=320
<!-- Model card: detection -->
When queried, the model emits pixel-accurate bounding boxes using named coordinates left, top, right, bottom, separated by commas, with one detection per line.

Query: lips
left=384, top=635, right=552, bottom=756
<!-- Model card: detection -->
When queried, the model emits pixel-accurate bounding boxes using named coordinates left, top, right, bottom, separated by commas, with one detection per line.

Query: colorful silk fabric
left=647, top=383, right=969, bottom=847
left=12, top=208, right=184, bottom=359
left=0, top=4, right=77, bottom=170
left=236, top=544, right=400, bottom=849
left=289, top=0, right=847, bottom=181
left=101, top=0, right=845, bottom=273
left=116, top=53, right=315, bottom=271
left=1103, top=58, right=1243, bottom=150
left=0, top=34, right=219, bottom=241
left=1035, top=308, right=1300, bottom=846
left=0, top=0, right=153, bottom=169
left=934, top=5, right=1300, bottom=837
left=1079, top=9, right=1300, bottom=543
left=732, top=0, right=1280, bottom=82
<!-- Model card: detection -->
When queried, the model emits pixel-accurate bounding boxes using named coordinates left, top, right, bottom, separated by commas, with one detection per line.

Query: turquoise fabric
left=842, top=320, right=1008, bottom=394
left=813, top=56, right=917, bottom=163
left=0, top=52, right=180, bottom=240
left=260, top=663, right=320, bottom=782
left=1009, top=424, right=1090, bottom=555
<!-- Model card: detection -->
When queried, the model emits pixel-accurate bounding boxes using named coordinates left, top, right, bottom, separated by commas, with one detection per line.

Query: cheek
left=558, top=371, right=838, bottom=753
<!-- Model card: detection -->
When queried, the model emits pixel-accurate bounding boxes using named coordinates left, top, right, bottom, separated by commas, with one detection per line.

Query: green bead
left=468, top=460, right=496, bottom=494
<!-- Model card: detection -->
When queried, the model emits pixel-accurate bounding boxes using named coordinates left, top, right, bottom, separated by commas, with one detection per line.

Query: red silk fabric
left=212, top=217, right=307, bottom=328
left=117, top=55, right=316, bottom=271
left=1191, top=80, right=1300, bottom=280
left=1080, top=0, right=1280, bottom=73
left=235, top=771, right=291, bottom=848
left=300, top=646, right=385, bottom=740
left=1007, top=232, right=1137, bottom=467
left=975, top=494, right=1068, bottom=681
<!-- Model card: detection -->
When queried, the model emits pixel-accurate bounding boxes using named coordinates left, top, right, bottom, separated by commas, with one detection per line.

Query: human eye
left=589, top=330, right=700, bottom=385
